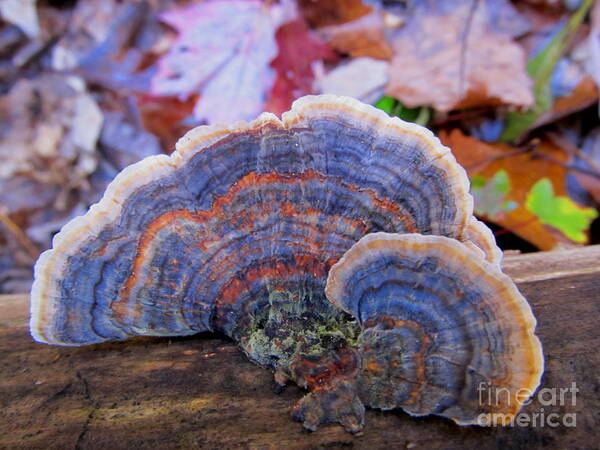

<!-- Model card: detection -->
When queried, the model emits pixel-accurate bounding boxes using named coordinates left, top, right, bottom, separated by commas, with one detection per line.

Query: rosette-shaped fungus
left=29, top=95, right=524, bottom=432
left=326, top=233, right=544, bottom=425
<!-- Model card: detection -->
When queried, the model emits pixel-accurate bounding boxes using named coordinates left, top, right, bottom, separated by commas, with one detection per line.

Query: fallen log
left=1, top=246, right=599, bottom=449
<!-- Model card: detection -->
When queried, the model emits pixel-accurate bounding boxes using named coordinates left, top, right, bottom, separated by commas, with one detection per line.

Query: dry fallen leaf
left=318, top=11, right=393, bottom=60
left=387, top=0, right=534, bottom=112
left=533, top=76, right=599, bottom=128
left=297, top=0, right=392, bottom=59
left=0, top=74, right=105, bottom=291
left=136, top=94, right=197, bottom=152
left=265, top=17, right=337, bottom=115
left=0, top=74, right=102, bottom=186
left=440, top=129, right=580, bottom=250
left=51, top=0, right=121, bottom=71
left=151, top=0, right=283, bottom=124
left=315, top=57, right=389, bottom=104
left=298, top=0, right=371, bottom=28
left=99, top=111, right=162, bottom=171
left=0, top=0, right=40, bottom=38
left=77, top=1, right=157, bottom=93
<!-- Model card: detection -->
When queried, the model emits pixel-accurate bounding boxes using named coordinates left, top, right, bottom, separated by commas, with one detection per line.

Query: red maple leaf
left=265, top=18, right=338, bottom=115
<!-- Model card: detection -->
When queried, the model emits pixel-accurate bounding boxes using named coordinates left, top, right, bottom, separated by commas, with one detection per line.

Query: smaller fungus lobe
left=326, top=232, right=543, bottom=425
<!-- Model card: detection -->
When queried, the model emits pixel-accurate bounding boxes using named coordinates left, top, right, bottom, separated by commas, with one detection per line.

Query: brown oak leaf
left=318, top=11, right=393, bottom=60
left=387, top=0, right=534, bottom=112
left=298, top=0, right=372, bottom=28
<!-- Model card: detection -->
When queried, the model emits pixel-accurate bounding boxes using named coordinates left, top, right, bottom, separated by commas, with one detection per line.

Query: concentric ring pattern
left=28, top=95, right=539, bottom=432
left=326, top=233, right=543, bottom=425
left=30, top=95, right=475, bottom=345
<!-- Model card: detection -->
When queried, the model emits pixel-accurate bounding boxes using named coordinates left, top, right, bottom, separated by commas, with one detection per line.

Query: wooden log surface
left=1, top=246, right=599, bottom=449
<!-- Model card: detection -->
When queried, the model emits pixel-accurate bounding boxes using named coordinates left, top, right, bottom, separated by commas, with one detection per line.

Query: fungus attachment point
left=326, top=232, right=544, bottom=425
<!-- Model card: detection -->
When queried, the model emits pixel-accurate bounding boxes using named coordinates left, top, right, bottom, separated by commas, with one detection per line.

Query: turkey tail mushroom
left=464, top=217, right=503, bottom=267
left=30, top=94, right=476, bottom=346
left=326, top=232, right=544, bottom=426
left=29, top=95, right=520, bottom=433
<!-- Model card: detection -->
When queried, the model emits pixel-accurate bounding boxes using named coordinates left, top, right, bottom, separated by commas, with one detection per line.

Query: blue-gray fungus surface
left=30, top=95, right=543, bottom=432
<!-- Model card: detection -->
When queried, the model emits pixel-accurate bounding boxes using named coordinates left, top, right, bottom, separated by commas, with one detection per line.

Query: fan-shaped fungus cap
left=326, top=232, right=543, bottom=425
left=465, top=217, right=503, bottom=267
left=30, top=95, right=479, bottom=346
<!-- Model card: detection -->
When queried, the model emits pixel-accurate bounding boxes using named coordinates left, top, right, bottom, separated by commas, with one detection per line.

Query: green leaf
left=470, top=170, right=517, bottom=220
left=374, top=96, right=396, bottom=114
left=525, top=178, right=598, bottom=243
left=500, top=0, right=593, bottom=142
left=374, top=96, right=431, bottom=126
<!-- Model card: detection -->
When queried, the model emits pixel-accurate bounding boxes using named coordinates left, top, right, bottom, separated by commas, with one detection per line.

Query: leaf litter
left=0, top=0, right=600, bottom=292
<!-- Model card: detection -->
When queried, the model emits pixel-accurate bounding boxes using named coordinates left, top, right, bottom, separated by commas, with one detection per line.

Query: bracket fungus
left=326, top=233, right=543, bottom=426
left=30, top=95, right=542, bottom=432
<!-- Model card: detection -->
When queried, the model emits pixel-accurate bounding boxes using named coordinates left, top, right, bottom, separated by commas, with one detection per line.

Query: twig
left=0, top=207, right=40, bottom=260
left=431, top=107, right=496, bottom=127
left=533, top=153, right=600, bottom=181
left=463, top=142, right=537, bottom=172
left=545, top=131, right=600, bottom=174
left=458, top=0, right=480, bottom=98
